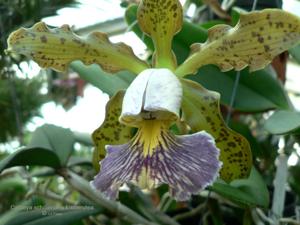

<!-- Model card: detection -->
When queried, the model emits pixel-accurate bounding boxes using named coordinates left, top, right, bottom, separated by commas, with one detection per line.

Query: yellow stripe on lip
left=132, top=120, right=169, bottom=157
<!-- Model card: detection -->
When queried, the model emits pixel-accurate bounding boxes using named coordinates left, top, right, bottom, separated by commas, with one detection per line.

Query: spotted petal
left=176, top=9, right=300, bottom=76
left=181, top=79, right=252, bottom=182
left=6, top=22, right=149, bottom=74
left=91, top=121, right=221, bottom=201
left=92, top=91, right=133, bottom=171
left=137, top=0, right=183, bottom=69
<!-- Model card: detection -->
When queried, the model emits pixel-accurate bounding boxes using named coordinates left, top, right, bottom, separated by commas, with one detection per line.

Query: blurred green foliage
left=0, top=77, right=46, bottom=143
left=0, top=0, right=79, bottom=143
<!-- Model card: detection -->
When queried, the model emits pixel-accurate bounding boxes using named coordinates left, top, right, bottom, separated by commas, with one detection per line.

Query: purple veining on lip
left=91, top=130, right=222, bottom=201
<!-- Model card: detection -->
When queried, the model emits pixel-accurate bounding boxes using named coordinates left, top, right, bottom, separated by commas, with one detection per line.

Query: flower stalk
left=59, top=168, right=170, bottom=225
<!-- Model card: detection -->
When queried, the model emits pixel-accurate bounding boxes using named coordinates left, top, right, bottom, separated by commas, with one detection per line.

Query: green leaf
left=0, top=201, right=32, bottom=225
left=71, top=61, right=133, bottom=96
left=72, top=131, right=93, bottom=146
left=200, top=20, right=226, bottom=29
left=0, top=148, right=61, bottom=173
left=176, top=9, right=300, bottom=76
left=188, top=66, right=291, bottom=112
left=7, top=22, right=149, bottom=74
left=0, top=176, right=27, bottom=192
left=211, top=167, right=269, bottom=208
left=67, top=156, right=92, bottom=167
left=181, top=79, right=252, bottom=182
left=173, top=21, right=208, bottom=64
left=175, top=20, right=208, bottom=46
left=230, top=7, right=246, bottom=26
left=1, top=207, right=101, bottom=225
left=0, top=132, right=84, bottom=173
left=289, top=44, right=300, bottom=64
left=28, top=124, right=76, bottom=166
left=30, top=168, right=56, bottom=177
left=264, top=110, right=300, bottom=135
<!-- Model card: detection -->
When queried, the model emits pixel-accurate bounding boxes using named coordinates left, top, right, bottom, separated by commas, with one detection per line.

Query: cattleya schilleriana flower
left=92, top=68, right=221, bottom=200
left=6, top=0, right=300, bottom=200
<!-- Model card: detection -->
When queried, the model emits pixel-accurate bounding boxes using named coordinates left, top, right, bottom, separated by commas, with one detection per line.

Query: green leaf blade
left=2, top=207, right=101, bottom=225
left=70, top=61, right=133, bottom=96
left=188, top=66, right=291, bottom=112
left=264, top=110, right=300, bottom=135
left=0, top=148, right=61, bottom=173
left=28, top=124, right=76, bottom=166
left=289, top=44, right=300, bottom=63
left=211, top=167, right=269, bottom=208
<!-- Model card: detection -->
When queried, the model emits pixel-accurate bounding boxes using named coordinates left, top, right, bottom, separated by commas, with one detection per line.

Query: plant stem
left=157, top=192, right=170, bottom=211
left=279, top=218, right=300, bottom=225
left=35, top=189, right=75, bottom=205
left=271, top=154, right=288, bottom=225
left=251, top=208, right=265, bottom=225
left=129, top=184, right=181, bottom=225
left=255, top=208, right=274, bottom=225
left=226, top=0, right=258, bottom=124
left=251, top=0, right=259, bottom=11
left=59, top=169, right=157, bottom=225
left=173, top=203, right=206, bottom=221
left=226, top=71, right=240, bottom=124
left=183, top=0, right=191, bottom=14
left=161, top=197, right=173, bottom=213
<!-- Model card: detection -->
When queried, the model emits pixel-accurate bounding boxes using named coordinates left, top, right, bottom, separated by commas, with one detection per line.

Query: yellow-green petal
left=176, top=9, right=300, bottom=77
left=6, top=22, right=149, bottom=74
left=181, top=79, right=252, bottom=182
left=92, top=91, right=133, bottom=171
left=137, top=0, right=183, bottom=69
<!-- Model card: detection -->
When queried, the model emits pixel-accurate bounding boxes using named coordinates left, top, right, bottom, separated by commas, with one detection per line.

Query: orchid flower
left=92, top=68, right=221, bottom=200
left=6, top=0, right=300, bottom=201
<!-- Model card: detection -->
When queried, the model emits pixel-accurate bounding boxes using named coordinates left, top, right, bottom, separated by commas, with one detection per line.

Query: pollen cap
left=120, top=68, right=182, bottom=126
